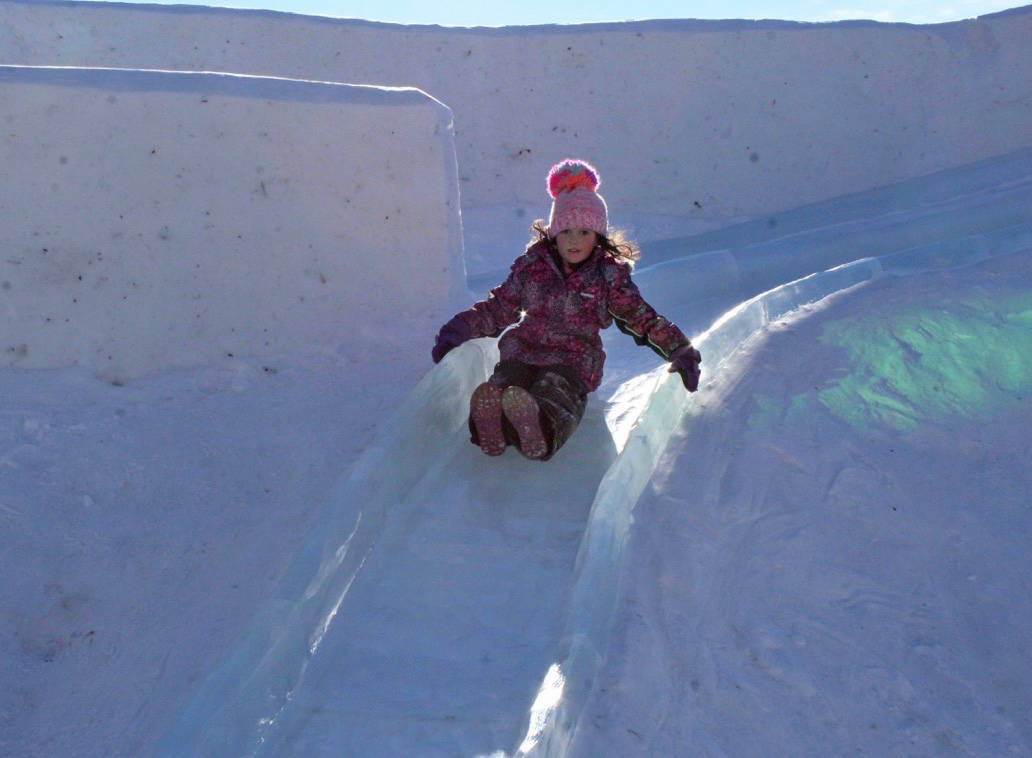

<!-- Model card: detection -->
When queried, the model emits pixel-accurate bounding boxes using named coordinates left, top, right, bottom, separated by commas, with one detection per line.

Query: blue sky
left=133, top=0, right=1021, bottom=25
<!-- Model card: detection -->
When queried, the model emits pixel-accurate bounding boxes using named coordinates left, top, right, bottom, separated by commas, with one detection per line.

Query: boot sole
left=502, top=386, right=547, bottom=460
left=470, top=382, right=505, bottom=456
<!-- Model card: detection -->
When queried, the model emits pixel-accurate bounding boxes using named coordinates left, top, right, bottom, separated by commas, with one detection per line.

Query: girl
left=432, top=159, right=701, bottom=460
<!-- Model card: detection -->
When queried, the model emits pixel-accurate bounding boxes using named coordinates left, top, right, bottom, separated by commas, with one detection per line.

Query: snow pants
left=469, top=360, right=589, bottom=460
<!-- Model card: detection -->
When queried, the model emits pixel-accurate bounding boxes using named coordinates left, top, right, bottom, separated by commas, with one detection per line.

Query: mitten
left=431, top=315, right=473, bottom=363
left=668, top=343, right=702, bottom=392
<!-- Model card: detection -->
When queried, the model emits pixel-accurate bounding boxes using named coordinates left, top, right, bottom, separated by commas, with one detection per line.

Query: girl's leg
left=527, top=367, right=588, bottom=458
left=470, top=361, right=587, bottom=460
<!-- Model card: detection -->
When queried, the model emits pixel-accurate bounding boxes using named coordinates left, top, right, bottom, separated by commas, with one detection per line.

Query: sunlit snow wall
left=2, top=0, right=1031, bottom=227
left=0, top=66, right=463, bottom=379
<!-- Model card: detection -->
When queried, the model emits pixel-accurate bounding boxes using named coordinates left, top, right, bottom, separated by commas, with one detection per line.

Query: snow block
left=0, top=65, right=463, bottom=379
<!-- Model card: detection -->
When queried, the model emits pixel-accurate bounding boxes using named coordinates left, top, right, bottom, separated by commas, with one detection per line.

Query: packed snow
left=2, top=3, right=1031, bottom=758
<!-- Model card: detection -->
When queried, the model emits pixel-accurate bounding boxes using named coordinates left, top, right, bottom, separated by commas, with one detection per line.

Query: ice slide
left=156, top=148, right=1032, bottom=757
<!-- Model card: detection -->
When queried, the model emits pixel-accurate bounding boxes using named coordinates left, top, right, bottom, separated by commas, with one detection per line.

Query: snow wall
left=0, top=65, right=463, bottom=379
left=1, top=0, right=1030, bottom=222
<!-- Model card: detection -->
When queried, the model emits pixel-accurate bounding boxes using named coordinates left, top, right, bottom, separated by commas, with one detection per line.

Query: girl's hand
left=432, top=316, right=472, bottom=363
left=669, top=343, right=702, bottom=392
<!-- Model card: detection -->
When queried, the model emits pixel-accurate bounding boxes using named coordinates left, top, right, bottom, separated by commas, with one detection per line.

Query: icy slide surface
left=153, top=148, right=1032, bottom=757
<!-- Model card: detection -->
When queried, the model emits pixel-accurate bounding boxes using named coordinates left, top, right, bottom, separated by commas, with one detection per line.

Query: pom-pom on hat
left=546, top=159, right=608, bottom=238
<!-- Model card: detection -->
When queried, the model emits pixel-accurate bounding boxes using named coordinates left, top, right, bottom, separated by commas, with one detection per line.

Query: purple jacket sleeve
left=606, top=261, right=691, bottom=359
left=454, top=256, right=527, bottom=338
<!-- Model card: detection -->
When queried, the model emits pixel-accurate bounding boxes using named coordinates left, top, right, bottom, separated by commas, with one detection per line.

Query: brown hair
left=530, top=220, right=641, bottom=266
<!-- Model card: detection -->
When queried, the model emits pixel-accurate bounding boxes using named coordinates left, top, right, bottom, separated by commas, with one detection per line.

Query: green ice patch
left=747, top=391, right=814, bottom=435
left=817, top=292, right=1032, bottom=433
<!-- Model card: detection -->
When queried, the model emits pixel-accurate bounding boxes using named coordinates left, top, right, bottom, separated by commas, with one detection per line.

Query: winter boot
left=501, top=385, right=548, bottom=460
left=470, top=382, right=506, bottom=456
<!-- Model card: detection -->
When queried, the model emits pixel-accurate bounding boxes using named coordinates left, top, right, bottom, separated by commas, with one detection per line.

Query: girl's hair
left=531, top=221, right=641, bottom=266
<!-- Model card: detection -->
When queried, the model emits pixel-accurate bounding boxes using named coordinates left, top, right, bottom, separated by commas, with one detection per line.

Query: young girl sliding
left=432, top=159, right=701, bottom=461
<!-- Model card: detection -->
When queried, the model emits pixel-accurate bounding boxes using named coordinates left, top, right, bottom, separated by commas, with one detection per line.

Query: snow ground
left=0, top=349, right=424, bottom=756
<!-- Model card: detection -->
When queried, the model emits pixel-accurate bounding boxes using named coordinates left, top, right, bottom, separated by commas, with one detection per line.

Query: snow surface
left=2, top=4, right=1032, bottom=758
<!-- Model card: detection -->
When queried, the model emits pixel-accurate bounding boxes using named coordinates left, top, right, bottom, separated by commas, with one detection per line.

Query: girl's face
left=555, top=228, right=598, bottom=267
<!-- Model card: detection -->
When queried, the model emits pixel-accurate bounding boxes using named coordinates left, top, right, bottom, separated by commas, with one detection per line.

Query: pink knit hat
left=546, top=159, right=608, bottom=238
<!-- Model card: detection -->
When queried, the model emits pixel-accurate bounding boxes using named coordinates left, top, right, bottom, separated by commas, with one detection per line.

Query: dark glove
left=431, top=315, right=473, bottom=363
left=669, top=343, right=702, bottom=392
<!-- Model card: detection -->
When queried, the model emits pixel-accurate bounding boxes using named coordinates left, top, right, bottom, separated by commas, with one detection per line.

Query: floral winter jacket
left=454, top=240, right=690, bottom=392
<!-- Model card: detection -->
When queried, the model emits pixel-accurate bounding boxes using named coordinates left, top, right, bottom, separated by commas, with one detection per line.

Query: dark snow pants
left=469, top=360, right=589, bottom=460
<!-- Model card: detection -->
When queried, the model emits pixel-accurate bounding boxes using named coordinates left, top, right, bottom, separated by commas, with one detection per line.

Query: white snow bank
left=0, top=65, right=462, bottom=379
left=569, top=246, right=1032, bottom=757
left=0, top=353, right=424, bottom=758
left=3, top=1, right=1031, bottom=223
